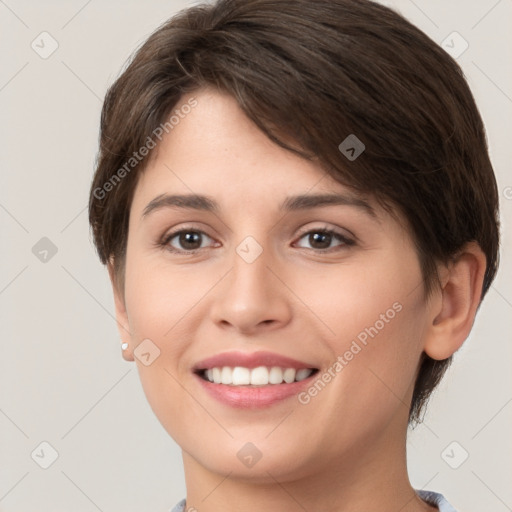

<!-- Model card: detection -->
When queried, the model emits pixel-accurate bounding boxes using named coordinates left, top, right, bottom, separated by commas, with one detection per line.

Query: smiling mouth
left=195, top=366, right=319, bottom=386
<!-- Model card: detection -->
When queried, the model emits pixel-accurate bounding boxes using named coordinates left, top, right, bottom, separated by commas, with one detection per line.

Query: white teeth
left=250, top=366, right=269, bottom=385
left=283, top=368, right=296, bottom=383
left=268, top=367, right=283, bottom=384
left=232, top=366, right=251, bottom=385
left=295, top=368, right=313, bottom=381
left=220, top=367, right=232, bottom=385
left=203, top=366, right=314, bottom=385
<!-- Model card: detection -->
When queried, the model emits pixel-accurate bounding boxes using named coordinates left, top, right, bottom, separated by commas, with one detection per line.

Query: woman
left=88, top=1, right=500, bottom=510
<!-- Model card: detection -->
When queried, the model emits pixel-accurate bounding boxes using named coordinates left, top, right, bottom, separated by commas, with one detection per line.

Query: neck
left=180, top=407, right=437, bottom=512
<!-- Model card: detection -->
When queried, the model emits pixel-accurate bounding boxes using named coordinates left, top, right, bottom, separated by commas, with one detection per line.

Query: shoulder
left=169, top=498, right=187, bottom=512
left=172, top=493, right=459, bottom=512
left=416, top=489, right=459, bottom=512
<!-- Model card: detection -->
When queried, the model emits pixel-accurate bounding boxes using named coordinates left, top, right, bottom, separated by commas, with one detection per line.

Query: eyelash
left=159, top=226, right=355, bottom=254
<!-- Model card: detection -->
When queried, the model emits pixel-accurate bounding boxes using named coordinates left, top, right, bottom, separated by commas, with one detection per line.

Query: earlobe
left=423, top=242, right=486, bottom=361
left=107, top=260, right=134, bottom=362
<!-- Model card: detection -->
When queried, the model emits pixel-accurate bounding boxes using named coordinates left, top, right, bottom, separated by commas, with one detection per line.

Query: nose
left=209, top=243, right=293, bottom=335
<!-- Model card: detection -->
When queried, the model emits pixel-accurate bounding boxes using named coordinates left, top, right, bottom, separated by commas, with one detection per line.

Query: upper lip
left=193, top=351, right=318, bottom=371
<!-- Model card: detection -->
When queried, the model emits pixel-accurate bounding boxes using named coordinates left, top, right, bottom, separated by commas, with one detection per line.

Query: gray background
left=1, top=0, right=511, bottom=511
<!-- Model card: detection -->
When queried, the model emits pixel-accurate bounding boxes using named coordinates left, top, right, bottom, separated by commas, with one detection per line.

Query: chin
left=187, top=437, right=319, bottom=484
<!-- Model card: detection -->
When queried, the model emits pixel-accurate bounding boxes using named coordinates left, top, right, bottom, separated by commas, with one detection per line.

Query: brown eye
left=308, top=232, right=333, bottom=249
left=295, top=229, right=353, bottom=251
left=164, top=230, right=214, bottom=252
left=178, top=232, right=202, bottom=250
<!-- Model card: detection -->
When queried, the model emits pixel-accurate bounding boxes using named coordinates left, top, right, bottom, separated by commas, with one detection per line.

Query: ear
left=107, top=259, right=134, bottom=362
left=423, top=242, right=487, bottom=361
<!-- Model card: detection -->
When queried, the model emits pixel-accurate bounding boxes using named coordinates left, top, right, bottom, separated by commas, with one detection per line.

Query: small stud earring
left=121, top=342, right=129, bottom=350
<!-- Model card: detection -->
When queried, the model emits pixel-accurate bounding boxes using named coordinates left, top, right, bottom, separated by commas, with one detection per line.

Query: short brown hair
left=89, top=0, right=500, bottom=425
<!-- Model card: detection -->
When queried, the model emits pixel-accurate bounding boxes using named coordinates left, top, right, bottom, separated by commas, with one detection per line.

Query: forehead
left=144, top=89, right=320, bottom=185
left=126, top=87, right=421, bottom=250
left=132, top=88, right=377, bottom=212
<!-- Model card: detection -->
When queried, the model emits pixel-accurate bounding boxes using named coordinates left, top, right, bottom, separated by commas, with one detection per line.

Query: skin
left=110, top=88, right=486, bottom=512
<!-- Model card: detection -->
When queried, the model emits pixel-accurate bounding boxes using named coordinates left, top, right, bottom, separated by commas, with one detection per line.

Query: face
left=114, top=88, right=434, bottom=482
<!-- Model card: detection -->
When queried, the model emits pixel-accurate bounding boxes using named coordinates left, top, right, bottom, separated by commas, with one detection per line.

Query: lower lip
left=194, top=372, right=317, bottom=408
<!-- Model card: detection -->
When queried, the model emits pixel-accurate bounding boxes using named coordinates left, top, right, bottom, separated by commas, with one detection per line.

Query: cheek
left=292, top=254, right=427, bottom=413
left=122, top=252, right=191, bottom=402
left=293, top=251, right=423, bottom=349
left=122, top=252, right=231, bottom=440
left=124, top=252, right=211, bottom=340
left=291, top=298, right=426, bottom=462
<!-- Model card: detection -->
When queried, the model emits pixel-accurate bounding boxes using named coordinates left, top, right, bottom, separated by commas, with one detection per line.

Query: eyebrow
left=141, top=192, right=376, bottom=218
left=281, top=193, right=375, bottom=216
